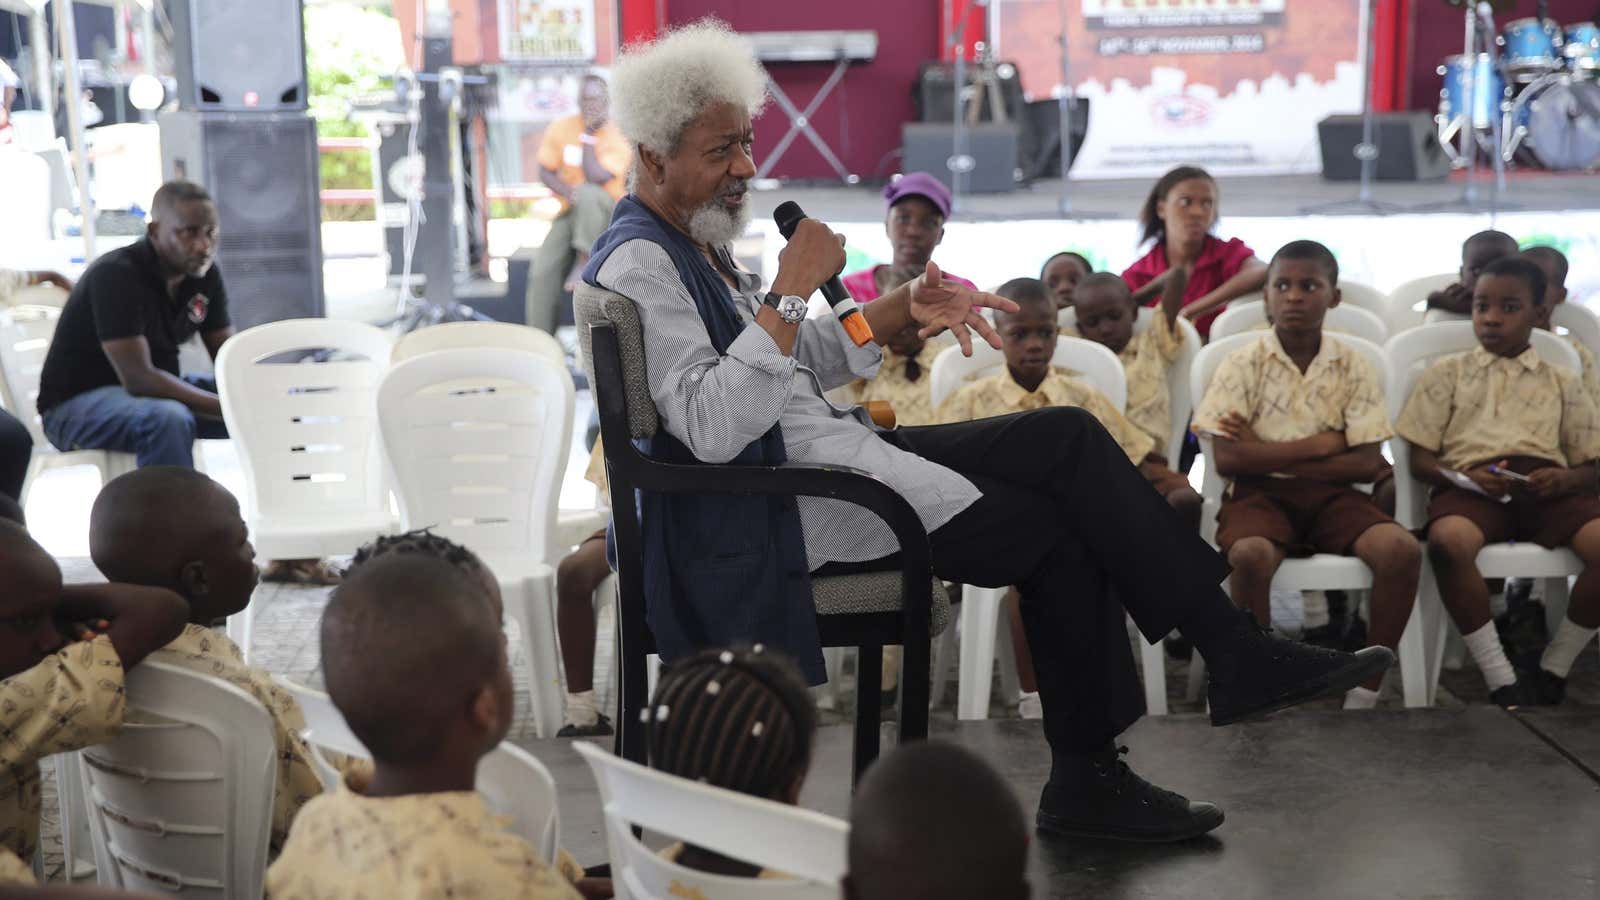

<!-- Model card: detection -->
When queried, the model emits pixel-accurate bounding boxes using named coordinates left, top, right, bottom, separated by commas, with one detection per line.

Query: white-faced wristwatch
left=761, top=292, right=808, bottom=325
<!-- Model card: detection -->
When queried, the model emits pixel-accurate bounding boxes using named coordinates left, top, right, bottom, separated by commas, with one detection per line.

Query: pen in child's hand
left=1486, top=465, right=1532, bottom=484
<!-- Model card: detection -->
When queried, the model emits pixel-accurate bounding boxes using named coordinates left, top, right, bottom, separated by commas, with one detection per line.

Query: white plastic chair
left=78, top=661, right=275, bottom=899
left=0, top=305, right=136, bottom=502
left=1387, top=273, right=1457, bottom=334
left=391, top=320, right=566, bottom=365
left=1551, top=303, right=1600, bottom=364
left=1333, top=280, right=1390, bottom=322
left=1386, top=323, right=1590, bottom=706
left=1210, top=301, right=1389, bottom=346
left=215, top=319, right=398, bottom=662
left=1057, top=307, right=1203, bottom=466
left=574, top=741, right=848, bottom=900
left=1189, top=332, right=1430, bottom=705
left=377, top=347, right=574, bottom=738
left=928, top=336, right=1169, bottom=717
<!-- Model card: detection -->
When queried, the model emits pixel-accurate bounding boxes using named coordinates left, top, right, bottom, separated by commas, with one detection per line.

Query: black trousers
left=0, top=408, right=32, bottom=504
left=887, top=408, right=1232, bottom=752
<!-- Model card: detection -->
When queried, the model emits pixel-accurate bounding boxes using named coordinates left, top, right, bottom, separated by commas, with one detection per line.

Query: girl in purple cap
left=841, top=172, right=978, bottom=303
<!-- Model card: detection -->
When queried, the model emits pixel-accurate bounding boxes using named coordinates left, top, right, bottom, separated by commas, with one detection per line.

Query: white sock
left=1540, top=618, right=1599, bottom=679
left=564, top=690, right=598, bottom=726
left=1463, top=623, right=1517, bottom=691
left=1343, top=686, right=1379, bottom=710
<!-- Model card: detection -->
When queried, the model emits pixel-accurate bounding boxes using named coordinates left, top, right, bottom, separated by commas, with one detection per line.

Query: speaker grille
left=172, top=0, right=308, bottom=111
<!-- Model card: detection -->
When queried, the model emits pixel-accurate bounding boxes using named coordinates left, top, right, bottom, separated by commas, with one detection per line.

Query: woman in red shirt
left=1121, top=166, right=1266, bottom=339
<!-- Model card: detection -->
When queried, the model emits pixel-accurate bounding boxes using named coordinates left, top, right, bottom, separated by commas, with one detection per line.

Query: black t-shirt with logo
left=36, top=237, right=230, bottom=414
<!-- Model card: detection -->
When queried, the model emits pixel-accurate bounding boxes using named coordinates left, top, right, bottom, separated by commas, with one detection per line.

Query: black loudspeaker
left=1018, top=97, right=1090, bottom=181
left=158, top=111, right=325, bottom=330
left=913, top=61, right=1027, bottom=124
left=168, top=0, right=308, bottom=111
left=1317, top=113, right=1450, bottom=181
left=902, top=122, right=1020, bottom=193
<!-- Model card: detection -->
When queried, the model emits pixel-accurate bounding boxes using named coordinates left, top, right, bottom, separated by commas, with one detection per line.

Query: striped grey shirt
left=596, top=239, right=980, bottom=569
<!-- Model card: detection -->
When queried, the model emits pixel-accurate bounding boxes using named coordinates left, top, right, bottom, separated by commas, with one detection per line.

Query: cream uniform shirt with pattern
left=0, top=635, right=125, bottom=861
left=1192, top=332, right=1393, bottom=488
left=1068, top=313, right=1185, bottom=458
left=0, top=846, right=34, bottom=884
left=1395, top=344, right=1600, bottom=471
left=839, top=337, right=952, bottom=428
left=935, top=366, right=1155, bottom=464
left=266, top=781, right=581, bottom=900
left=1564, top=334, right=1600, bottom=407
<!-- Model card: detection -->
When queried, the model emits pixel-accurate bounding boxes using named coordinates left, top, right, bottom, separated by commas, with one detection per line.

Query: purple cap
left=883, top=172, right=952, bottom=219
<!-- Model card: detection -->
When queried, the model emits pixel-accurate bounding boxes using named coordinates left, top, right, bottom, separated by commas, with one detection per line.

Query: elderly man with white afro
left=611, top=21, right=768, bottom=161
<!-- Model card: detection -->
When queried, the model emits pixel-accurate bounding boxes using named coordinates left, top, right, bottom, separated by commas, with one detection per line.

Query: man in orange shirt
left=527, top=74, right=631, bottom=332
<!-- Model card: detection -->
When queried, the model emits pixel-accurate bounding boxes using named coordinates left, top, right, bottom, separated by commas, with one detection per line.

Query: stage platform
left=538, top=709, right=1600, bottom=900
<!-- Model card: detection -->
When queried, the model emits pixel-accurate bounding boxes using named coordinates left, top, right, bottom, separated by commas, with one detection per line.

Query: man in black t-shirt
left=37, top=180, right=232, bottom=469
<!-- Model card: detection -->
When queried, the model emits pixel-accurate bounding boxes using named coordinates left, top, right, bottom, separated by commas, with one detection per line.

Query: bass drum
left=1518, top=74, right=1600, bottom=169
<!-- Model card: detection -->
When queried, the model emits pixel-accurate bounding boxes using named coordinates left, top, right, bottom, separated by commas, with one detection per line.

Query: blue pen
left=1486, top=465, right=1532, bottom=484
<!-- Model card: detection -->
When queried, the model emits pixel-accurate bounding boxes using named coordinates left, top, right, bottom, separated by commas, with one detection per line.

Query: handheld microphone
left=773, top=201, right=874, bottom=347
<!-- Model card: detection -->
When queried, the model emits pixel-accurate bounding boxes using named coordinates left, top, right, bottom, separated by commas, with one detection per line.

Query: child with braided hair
left=645, top=644, right=817, bottom=879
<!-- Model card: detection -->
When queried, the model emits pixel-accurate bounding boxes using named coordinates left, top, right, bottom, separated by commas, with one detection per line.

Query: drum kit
left=1438, top=1, right=1600, bottom=171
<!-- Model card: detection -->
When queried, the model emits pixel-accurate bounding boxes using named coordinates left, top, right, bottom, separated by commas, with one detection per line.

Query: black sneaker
left=1036, top=745, right=1224, bottom=843
left=555, top=714, right=614, bottom=738
left=1531, top=668, right=1567, bottom=706
left=1205, top=610, right=1395, bottom=726
left=1489, top=680, right=1536, bottom=709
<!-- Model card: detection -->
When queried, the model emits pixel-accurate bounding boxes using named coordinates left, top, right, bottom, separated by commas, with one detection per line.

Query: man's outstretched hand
left=908, top=261, right=1019, bottom=356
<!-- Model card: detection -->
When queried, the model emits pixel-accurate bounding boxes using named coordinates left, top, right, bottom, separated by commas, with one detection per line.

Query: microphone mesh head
left=773, top=201, right=805, bottom=239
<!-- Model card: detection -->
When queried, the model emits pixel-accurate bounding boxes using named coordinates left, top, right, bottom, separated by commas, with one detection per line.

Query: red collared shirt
left=1121, top=235, right=1256, bottom=338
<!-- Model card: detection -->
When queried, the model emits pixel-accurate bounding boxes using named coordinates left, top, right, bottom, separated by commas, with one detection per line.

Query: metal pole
left=56, top=0, right=97, bottom=263
left=951, top=38, right=968, bottom=212
left=1460, top=6, right=1478, bottom=207
left=1057, top=0, right=1074, bottom=215
left=1356, top=0, right=1379, bottom=202
left=28, top=9, right=51, bottom=124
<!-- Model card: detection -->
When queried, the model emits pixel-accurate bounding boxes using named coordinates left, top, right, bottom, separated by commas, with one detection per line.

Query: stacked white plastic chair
left=1387, top=272, right=1457, bottom=333
left=377, top=346, right=575, bottom=738
left=215, top=319, right=398, bottom=662
left=78, top=662, right=276, bottom=898
left=1386, top=323, right=1591, bottom=705
left=1210, top=301, right=1389, bottom=347
left=927, top=335, right=1170, bottom=718
left=575, top=741, right=849, bottom=900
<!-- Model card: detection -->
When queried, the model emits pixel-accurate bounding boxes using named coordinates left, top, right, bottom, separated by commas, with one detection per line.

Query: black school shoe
left=1036, top=745, right=1225, bottom=843
left=1531, top=668, right=1567, bottom=706
left=1205, top=609, right=1395, bottom=726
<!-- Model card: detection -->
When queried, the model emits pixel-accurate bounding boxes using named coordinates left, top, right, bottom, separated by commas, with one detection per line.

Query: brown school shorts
left=1141, top=460, right=1195, bottom=499
left=1424, top=456, right=1600, bottom=548
left=1216, top=476, right=1396, bottom=557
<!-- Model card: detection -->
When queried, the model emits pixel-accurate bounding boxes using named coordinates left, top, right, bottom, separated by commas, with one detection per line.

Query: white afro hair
left=611, top=19, right=769, bottom=157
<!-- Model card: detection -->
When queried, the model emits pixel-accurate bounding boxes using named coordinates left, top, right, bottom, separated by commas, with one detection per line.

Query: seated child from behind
left=1523, top=245, right=1600, bottom=404
left=1427, top=229, right=1519, bottom=317
left=1397, top=256, right=1600, bottom=708
left=1192, top=239, right=1420, bottom=709
left=0, top=520, right=187, bottom=864
left=266, top=549, right=582, bottom=900
left=846, top=740, right=1029, bottom=900
left=646, top=645, right=816, bottom=879
left=1041, top=251, right=1092, bottom=311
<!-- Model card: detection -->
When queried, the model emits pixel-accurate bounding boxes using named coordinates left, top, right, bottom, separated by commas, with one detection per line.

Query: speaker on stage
left=1019, top=98, right=1089, bottom=181
left=159, top=111, right=325, bottom=330
left=913, top=61, right=1026, bottom=124
left=167, top=0, right=309, bottom=111
left=902, top=122, right=1020, bottom=193
left=1317, top=113, right=1450, bottom=182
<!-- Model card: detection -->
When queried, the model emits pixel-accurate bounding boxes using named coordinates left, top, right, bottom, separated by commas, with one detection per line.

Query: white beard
left=687, top=197, right=751, bottom=246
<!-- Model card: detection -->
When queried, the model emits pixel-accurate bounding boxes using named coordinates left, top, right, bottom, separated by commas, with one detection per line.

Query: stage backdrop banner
left=500, top=0, right=599, bottom=62
left=993, top=0, right=1366, bottom=179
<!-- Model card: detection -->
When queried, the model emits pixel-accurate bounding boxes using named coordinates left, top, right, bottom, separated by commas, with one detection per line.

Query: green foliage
left=304, top=3, right=403, bottom=220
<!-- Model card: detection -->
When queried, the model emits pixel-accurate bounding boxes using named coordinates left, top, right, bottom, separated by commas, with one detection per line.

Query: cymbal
left=1441, top=0, right=1517, bottom=10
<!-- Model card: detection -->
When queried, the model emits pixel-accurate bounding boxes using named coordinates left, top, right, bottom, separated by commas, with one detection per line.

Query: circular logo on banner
left=1151, top=95, right=1212, bottom=129
left=188, top=294, right=210, bottom=325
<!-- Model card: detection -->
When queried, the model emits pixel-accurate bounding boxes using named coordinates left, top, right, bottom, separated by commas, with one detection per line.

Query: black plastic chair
left=575, top=284, right=948, bottom=783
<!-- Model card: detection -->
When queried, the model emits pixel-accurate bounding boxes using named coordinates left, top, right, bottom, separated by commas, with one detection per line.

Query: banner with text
left=994, top=0, right=1365, bottom=178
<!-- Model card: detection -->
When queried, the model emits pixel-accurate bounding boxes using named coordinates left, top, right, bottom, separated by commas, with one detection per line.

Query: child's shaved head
left=0, top=521, right=66, bottom=678
left=1521, top=246, right=1569, bottom=307
left=321, top=552, right=508, bottom=764
left=994, top=277, right=1056, bottom=324
left=847, top=741, right=1029, bottom=900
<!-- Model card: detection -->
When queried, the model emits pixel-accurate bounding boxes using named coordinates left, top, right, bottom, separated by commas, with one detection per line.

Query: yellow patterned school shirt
left=840, top=339, right=949, bottom=427
left=0, top=635, right=125, bottom=861
left=1564, top=334, right=1600, bottom=407
left=935, top=366, right=1154, bottom=464
left=1395, top=344, right=1600, bottom=471
left=1070, top=313, right=1186, bottom=457
left=265, top=781, right=582, bottom=900
left=0, top=846, right=35, bottom=884
left=1193, top=331, right=1393, bottom=448
left=146, top=625, right=324, bottom=855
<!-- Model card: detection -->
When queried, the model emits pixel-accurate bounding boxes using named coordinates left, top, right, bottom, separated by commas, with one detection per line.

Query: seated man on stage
left=589, top=20, right=1393, bottom=843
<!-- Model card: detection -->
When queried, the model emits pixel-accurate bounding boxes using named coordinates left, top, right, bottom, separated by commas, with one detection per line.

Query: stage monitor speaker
left=1018, top=98, right=1089, bottom=181
left=159, top=111, right=325, bottom=330
left=902, top=123, right=1019, bottom=193
left=1317, top=113, right=1450, bottom=182
left=168, top=0, right=309, bottom=111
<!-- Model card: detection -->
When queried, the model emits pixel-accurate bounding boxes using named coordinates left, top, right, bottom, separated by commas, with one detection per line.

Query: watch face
left=778, top=295, right=807, bottom=323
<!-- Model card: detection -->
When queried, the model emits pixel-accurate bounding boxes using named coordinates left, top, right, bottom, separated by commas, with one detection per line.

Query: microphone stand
left=1055, top=0, right=1114, bottom=218
left=1412, top=1, right=1517, bottom=218
left=1302, top=0, right=1403, bottom=214
left=947, top=0, right=985, bottom=214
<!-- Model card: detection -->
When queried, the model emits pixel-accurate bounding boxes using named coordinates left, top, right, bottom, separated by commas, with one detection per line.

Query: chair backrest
left=1210, top=301, right=1389, bottom=346
left=574, top=285, right=659, bottom=440
left=1334, top=280, right=1389, bottom=319
left=573, top=742, right=848, bottom=900
left=1057, top=306, right=1201, bottom=463
left=1384, top=322, right=1580, bottom=529
left=1190, top=332, right=1391, bottom=541
left=215, top=319, right=394, bottom=530
left=377, top=346, right=575, bottom=563
left=1551, top=303, right=1600, bottom=365
left=79, top=661, right=276, bottom=899
left=275, top=676, right=561, bottom=863
left=391, top=321, right=566, bottom=366
left=928, top=335, right=1128, bottom=412
left=1386, top=272, right=1457, bottom=335
left=0, top=305, right=59, bottom=444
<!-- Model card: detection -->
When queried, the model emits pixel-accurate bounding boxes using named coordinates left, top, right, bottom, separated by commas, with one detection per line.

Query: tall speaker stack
left=158, top=0, right=324, bottom=330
